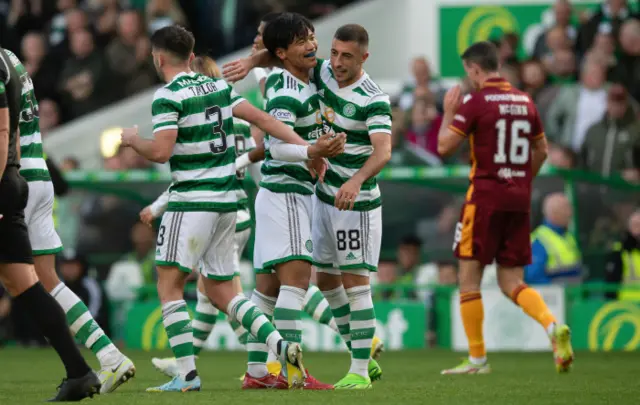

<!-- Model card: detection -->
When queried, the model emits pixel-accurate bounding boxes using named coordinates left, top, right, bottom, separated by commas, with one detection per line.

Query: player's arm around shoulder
left=437, top=86, right=472, bottom=157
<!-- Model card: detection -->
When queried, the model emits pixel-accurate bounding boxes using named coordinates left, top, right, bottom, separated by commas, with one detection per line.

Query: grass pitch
left=1, top=348, right=638, bottom=404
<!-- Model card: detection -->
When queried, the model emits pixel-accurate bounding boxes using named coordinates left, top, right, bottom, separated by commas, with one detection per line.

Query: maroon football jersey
left=449, top=77, right=545, bottom=212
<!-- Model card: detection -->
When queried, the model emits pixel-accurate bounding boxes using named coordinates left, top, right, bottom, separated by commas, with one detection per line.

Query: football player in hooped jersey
left=223, top=23, right=391, bottom=389
left=119, top=25, right=338, bottom=392
left=436, top=41, right=573, bottom=375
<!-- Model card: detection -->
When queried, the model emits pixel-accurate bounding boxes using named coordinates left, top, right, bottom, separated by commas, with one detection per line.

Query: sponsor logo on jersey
left=271, top=109, right=293, bottom=121
left=318, top=89, right=325, bottom=98
left=343, top=103, right=356, bottom=118
left=315, top=110, right=322, bottom=125
left=346, top=252, right=358, bottom=261
left=497, top=167, right=525, bottom=179
left=308, top=103, right=313, bottom=112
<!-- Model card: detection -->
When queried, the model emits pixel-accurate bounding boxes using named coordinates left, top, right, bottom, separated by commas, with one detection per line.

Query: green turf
left=1, top=348, right=639, bottom=404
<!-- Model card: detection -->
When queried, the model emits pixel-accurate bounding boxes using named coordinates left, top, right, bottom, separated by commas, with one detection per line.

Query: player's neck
left=284, top=62, right=310, bottom=84
left=477, top=72, right=503, bottom=88
left=338, top=69, right=364, bottom=89
left=163, top=66, right=191, bottom=83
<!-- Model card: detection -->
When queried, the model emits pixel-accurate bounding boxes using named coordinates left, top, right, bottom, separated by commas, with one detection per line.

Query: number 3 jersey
left=448, top=77, right=545, bottom=212
left=152, top=72, right=244, bottom=212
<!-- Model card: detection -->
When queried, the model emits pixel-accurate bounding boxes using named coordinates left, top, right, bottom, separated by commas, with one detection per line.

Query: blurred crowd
left=392, top=0, right=640, bottom=181
left=0, top=0, right=355, bottom=126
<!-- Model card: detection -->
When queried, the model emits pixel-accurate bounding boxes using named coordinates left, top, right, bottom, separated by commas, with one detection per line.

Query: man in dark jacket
left=580, top=84, right=640, bottom=176
left=576, top=0, right=640, bottom=57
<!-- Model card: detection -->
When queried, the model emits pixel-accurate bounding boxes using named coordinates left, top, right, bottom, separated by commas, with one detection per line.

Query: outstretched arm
left=223, top=49, right=280, bottom=83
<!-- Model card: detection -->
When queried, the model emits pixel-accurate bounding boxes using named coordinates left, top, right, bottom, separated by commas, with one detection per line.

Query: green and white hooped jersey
left=233, top=117, right=255, bottom=232
left=312, top=58, right=392, bottom=211
left=3, top=50, right=50, bottom=182
left=260, top=69, right=323, bottom=195
left=152, top=71, right=244, bottom=212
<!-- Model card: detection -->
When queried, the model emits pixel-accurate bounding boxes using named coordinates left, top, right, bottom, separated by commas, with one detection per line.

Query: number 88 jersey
left=447, top=77, right=545, bottom=212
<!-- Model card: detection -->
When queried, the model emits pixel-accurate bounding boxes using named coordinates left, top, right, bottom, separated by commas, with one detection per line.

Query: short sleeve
left=230, top=87, right=245, bottom=108
left=448, top=94, right=478, bottom=137
left=365, top=93, right=392, bottom=136
left=151, top=88, right=182, bottom=134
left=531, top=107, right=545, bottom=141
left=266, top=93, right=300, bottom=128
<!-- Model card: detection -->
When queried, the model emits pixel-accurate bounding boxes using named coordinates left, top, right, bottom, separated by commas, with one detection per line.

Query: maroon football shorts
left=453, top=203, right=532, bottom=267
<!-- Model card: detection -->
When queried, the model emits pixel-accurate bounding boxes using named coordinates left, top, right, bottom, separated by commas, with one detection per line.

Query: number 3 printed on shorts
left=205, top=105, right=227, bottom=154
left=337, top=229, right=361, bottom=251
left=157, top=225, right=166, bottom=246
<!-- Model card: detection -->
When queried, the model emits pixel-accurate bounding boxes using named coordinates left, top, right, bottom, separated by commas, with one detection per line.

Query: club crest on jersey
left=315, top=110, right=323, bottom=125
left=343, top=103, right=356, bottom=118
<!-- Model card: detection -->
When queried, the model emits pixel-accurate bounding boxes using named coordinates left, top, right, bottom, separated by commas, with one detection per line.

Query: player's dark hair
left=262, top=12, right=314, bottom=57
left=260, top=11, right=281, bottom=24
left=334, top=24, right=369, bottom=48
left=400, top=235, right=422, bottom=248
left=150, top=25, right=195, bottom=61
left=461, top=41, right=499, bottom=72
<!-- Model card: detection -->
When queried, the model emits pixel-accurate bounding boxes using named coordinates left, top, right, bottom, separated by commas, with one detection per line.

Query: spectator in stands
left=61, top=156, right=80, bottom=171
left=544, top=47, right=578, bottom=85
left=617, top=19, right=640, bottom=103
left=520, top=59, right=549, bottom=107
left=49, top=0, right=79, bottom=48
left=546, top=59, right=608, bottom=151
left=146, top=0, right=187, bottom=35
left=58, top=28, right=115, bottom=119
left=526, top=193, right=582, bottom=285
left=548, top=145, right=578, bottom=169
left=399, top=57, right=444, bottom=112
left=576, top=0, right=639, bottom=57
left=605, top=209, right=640, bottom=300
left=497, top=32, right=519, bottom=67
left=590, top=27, right=619, bottom=80
left=39, top=99, right=61, bottom=134
left=91, top=0, right=120, bottom=47
left=59, top=251, right=111, bottom=336
left=106, top=9, right=157, bottom=97
left=21, top=32, right=59, bottom=101
left=533, top=0, right=577, bottom=60
left=404, top=95, right=443, bottom=165
left=580, top=84, right=640, bottom=177
left=121, top=221, right=156, bottom=285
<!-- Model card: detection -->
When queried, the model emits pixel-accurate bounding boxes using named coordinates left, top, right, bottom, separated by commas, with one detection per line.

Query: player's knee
left=156, top=266, right=188, bottom=302
left=255, top=273, right=280, bottom=296
left=315, top=271, right=342, bottom=291
left=275, top=260, right=311, bottom=288
left=342, top=272, right=369, bottom=289
left=0, top=263, right=38, bottom=296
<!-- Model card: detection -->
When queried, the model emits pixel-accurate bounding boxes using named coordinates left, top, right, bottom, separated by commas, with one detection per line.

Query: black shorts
left=0, top=166, right=33, bottom=264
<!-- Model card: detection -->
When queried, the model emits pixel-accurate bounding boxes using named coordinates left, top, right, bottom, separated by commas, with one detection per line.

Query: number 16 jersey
left=151, top=71, right=244, bottom=213
left=448, top=77, right=545, bottom=212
